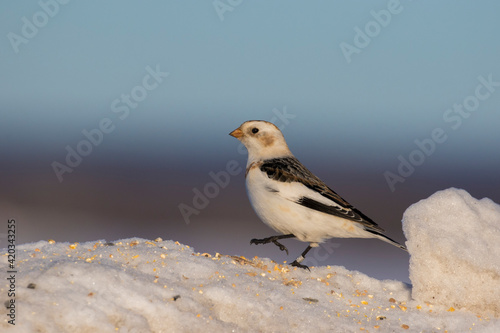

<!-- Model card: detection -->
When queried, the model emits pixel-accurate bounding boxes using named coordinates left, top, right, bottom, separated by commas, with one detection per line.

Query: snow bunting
left=230, top=120, right=407, bottom=270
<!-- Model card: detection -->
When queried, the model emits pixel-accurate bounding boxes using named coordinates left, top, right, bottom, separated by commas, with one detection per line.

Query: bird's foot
left=271, top=240, right=289, bottom=255
left=250, top=236, right=290, bottom=255
left=290, top=260, right=310, bottom=271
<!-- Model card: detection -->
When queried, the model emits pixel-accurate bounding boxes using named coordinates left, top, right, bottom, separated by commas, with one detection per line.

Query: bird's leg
left=290, top=245, right=313, bottom=271
left=250, top=234, right=295, bottom=255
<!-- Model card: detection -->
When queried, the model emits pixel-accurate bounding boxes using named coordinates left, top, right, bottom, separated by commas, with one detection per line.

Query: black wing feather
left=260, top=157, right=384, bottom=232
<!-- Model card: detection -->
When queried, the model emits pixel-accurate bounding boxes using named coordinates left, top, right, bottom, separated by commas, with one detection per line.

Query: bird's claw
left=290, top=260, right=310, bottom=271
left=250, top=237, right=289, bottom=255
left=250, top=238, right=261, bottom=245
left=272, top=240, right=289, bottom=255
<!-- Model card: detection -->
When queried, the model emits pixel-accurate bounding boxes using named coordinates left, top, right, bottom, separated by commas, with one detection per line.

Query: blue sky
left=1, top=1, right=500, bottom=281
left=2, top=1, right=499, bottom=155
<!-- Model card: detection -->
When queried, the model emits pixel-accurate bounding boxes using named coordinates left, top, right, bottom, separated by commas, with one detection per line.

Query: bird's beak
left=229, top=128, right=243, bottom=139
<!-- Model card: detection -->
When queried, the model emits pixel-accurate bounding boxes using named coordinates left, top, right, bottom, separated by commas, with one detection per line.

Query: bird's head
left=230, top=120, right=292, bottom=162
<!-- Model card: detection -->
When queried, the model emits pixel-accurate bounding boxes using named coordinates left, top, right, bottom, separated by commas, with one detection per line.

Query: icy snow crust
left=1, top=188, right=499, bottom=332
left=403, top=188, right=500, bottom=318
left=1, top=241, right=499, bottom=331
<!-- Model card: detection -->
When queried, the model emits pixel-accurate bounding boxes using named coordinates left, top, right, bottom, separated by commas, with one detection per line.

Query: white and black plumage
left=230, top=120, right=407, bottom=270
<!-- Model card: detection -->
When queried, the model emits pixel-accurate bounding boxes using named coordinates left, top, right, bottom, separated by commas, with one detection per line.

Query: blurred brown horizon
left=3, top=154, right=499, bottom=283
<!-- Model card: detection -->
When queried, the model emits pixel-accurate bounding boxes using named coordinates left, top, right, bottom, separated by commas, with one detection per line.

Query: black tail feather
left=365, top=228, right=407, bottom=251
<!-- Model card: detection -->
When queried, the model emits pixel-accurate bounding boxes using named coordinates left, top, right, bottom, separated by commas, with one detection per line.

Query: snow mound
left=403, top=188, right=500, bottom=317
left=2, top=236, right=499, bottom=332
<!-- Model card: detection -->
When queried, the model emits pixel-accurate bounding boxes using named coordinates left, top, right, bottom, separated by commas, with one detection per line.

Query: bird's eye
left=252, top=128, right=259, bottom=134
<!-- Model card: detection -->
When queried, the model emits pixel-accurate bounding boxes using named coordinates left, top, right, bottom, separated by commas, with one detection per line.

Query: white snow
left=1, top=188, right=500, bottom=332
left=403, top=188, right=500, bottom=318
